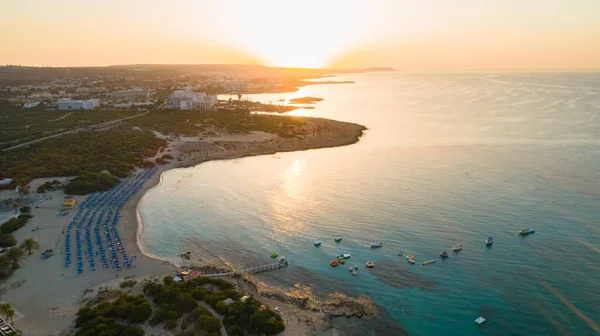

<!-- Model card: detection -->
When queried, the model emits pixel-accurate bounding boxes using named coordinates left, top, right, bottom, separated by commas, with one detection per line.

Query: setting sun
left=215, top=0, right=370, bottom=68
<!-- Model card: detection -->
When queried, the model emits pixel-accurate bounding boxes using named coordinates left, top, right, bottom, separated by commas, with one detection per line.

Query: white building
left=57, top=98, right=100, bottom=110
left=169, top=89, right=216, bottom=110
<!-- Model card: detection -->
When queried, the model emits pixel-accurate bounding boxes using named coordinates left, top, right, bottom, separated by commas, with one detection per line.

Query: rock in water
left=321, top=293, right=377, bottom=318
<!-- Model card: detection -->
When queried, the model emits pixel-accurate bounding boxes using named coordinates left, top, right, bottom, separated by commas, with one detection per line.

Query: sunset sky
left=1, top=0, right=599, bottom=70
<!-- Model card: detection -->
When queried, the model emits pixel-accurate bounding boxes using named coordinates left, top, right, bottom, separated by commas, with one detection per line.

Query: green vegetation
left=120, top=279, right=138, bottom=288
left=64, top=172, right=119, bottom=195
left=0, top=126, right=165, bottom=186
left=0, top=247, right=25, bottom=278
left=0, top=302, right=16, bottom=325
left=0, top=214, right=32, bottom=234
left=19, top=205, right=31, bottom=213
left=0, top=234, right=17, bottom=248
left=0, top=100, right=140, bottom=148
left=142, top=276, right=284, bottom=335
left=134, top=110, right=309, bottom=139
left=36, top=180, right=62, bottom=193
left=75, top=293, right=151, bottom=335
left=20, top=238, right=40, bottom=255
left=0, top=108, right=311, bottom=190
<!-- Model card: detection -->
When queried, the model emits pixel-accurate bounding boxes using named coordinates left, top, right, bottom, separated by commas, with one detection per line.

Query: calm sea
left=139, top=72, right=600, bottom=336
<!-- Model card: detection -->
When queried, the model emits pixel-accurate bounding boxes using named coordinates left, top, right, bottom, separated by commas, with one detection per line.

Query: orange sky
left=1, top=0, right=599, bottom=70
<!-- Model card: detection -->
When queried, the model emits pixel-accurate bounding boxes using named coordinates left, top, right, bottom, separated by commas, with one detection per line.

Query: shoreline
left=134, top=117, right=367, bottom=265
left=1, top=115, right=367, bottom=336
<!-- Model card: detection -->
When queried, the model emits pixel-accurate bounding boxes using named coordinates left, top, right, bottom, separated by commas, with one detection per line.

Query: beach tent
left=173, top=276, right=183, bottom=282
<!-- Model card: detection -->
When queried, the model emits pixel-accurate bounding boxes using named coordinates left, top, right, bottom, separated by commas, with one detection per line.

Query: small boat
left=270, top=252, right=278, bottom=258
left=407, top=258, right=416, bottom=264
left=335, top=237, right=343, bottom=243
left=519, top=227, right=535, bottom=235
left=329, top=260, right=339, bottom=267
left=406, top=254, right=415, bottom=260
left=354, top=265, right=359, bottom=270
left=337, top=253, right=351, bottom=259
left=440, top=251, right=449, bottom=258
left=349, top=266, right=353, bottom=272
left=277, top=256, right=286, bottom=264
left=370, top=241, right=383, bottom=248
left=452, top=244, right=463, bottom=251
left=352, top=271, right=358, bottom=276
left=365, top=261, right=375, bottom=268
left=475, top=317, right=486, bottom=325
left=338, top=258, right=346, bottom=265
left=485, top=237, right=494, bottom=245
left=314, top=240, right=322, bottom=247
left=397, top=251, right=403, bottom=256
left=422, top=260, right=436, bottom=265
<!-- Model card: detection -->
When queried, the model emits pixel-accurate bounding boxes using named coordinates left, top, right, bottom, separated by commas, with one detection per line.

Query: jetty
left=203, top=262, right=288, bottom=278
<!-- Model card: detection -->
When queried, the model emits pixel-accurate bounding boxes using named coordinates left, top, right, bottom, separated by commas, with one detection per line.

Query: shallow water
left=140, top=72, right=600, bottom=335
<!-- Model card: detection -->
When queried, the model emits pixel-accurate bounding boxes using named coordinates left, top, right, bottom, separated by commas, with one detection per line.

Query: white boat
left=475, top=317, right=486, bottom=325
left=370, top=241, right=383, bottom=248
left=485, top=237, right=494, bottom=245
left=337, top=253, right=351, bottom=259
left=519, top=227, right=535, bottom=235
left=314, top=240, right=322, bottom=247
left=452, top=244, right=463, bottom=251
left=407, top=258, right=415, bottom=264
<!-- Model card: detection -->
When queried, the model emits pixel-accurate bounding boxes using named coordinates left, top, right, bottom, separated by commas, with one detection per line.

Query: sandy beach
left=0, top=116, right=366, bottom=336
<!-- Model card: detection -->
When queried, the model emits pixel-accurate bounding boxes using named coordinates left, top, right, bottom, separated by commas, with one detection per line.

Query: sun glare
left=223, top=1, right=365, bottom=68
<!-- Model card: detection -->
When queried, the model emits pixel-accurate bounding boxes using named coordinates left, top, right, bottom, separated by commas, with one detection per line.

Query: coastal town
left=0, top=64, right=374, bottom=336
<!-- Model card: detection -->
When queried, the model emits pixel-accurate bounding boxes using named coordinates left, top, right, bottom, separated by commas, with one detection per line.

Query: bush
left=37, top=181, right=61, bottom=193
left=0, top=215, right=31, bottom=234
left=228, top=325, right=245, bottom=336
left=120, top=280, right=137, bottom=288
left=215, top=301, right=228, bottom=315
left=64, top=172, right=119, bottom=195
left=164, top=319, right=178, bottom=330
left=196, top=315, right=222, bottom=333
left=179, top=293, right=198, bottom=313
left=191, top=287, right=210, bottom=301
left=161, top=154, right=174, bottom=160
left=19, top=206, right=31, bottom=213
left=0, top=234, right=17, bottom=248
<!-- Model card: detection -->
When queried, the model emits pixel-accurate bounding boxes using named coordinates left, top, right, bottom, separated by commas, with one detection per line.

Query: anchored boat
left=370, top=241, right=383, bottom=248
left=335, top=237, right=343, bottom=243
left=485, top=236, right=494, bottom=245
left=452, top=244, right=463, bottom=252
left=365, top=261, right=375, bottom=268
left=422, top=260, right=436, bottom=265
left=314, top=240, right=322, bottom=247
left=519, top=227, right=535, bottom=235
left=337, top=253, right=351, bottom=259
left=440, top=251, right=449, bottom=258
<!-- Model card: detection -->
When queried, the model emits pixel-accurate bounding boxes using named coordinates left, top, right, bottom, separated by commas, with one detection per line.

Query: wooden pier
left=203, top=262, right=287, bottom=278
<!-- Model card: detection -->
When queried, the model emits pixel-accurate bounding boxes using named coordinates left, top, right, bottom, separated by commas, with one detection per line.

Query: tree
left=0, top=255, right=13, bottom=278
left=6, top=247, right=24, bottom=269
left=20, top=238, right=40, bottom=255
left=0, top=234, right=17, bottom=248
left=0, top=303, right=15, bottom=324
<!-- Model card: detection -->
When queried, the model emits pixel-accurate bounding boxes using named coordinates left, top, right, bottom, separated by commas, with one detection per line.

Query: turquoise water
left=140, top=72, right=600, bottom=335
